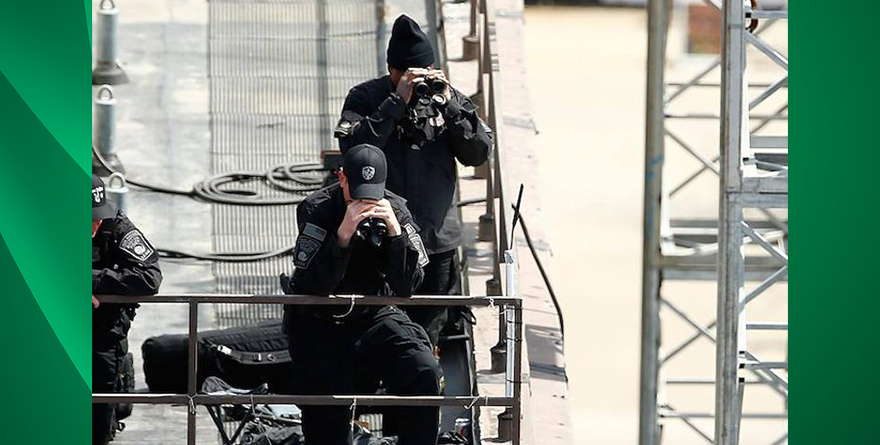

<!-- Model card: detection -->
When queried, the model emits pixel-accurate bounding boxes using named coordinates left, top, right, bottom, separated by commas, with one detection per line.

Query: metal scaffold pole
left=716, top=0, right=748, bottom=442
left=717, top=1, right=789, bottom=443
left=639, top=1, right=672, bottom=445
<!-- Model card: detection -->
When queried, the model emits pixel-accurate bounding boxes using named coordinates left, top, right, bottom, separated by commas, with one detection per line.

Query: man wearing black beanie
left=335, top=14, right=493, bottom=347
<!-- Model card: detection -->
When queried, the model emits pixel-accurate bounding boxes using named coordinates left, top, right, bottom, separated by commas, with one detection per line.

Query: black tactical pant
left=286, top=307, right=442, bottom=445
left=93, top=311, right=131, bottom=445
left=406, top=250, right=461, bottom=345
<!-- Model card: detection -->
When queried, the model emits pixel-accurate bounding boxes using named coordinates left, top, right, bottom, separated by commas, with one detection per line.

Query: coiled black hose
left=93, top=147, right=326, bottom=205
left=92, top=147, right=323, bottom=261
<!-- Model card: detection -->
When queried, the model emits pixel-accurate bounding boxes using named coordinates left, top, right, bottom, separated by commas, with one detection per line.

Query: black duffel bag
left=142, top=319, right=292, bottom=394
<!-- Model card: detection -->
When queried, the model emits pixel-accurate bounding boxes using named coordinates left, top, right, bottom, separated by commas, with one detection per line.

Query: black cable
left=510, top=184, right=525, bottom=240
left=92, top=147, right=321, bottom=261
left=514, top=206, right=565, bottom=340
left=92, top=146, right=327, bottom=205
left=496, top=185, right=563, bottom=338
left=457, top=193, right=563, bottom=338
left=158, top=245, right=296, bottom=263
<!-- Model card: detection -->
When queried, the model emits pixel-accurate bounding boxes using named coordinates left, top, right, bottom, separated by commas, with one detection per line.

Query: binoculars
left=414, top=78, right=447, bottom=101
left=356, top=217, right=388, bottom=248
left=404, top=74, right=449, bottom=146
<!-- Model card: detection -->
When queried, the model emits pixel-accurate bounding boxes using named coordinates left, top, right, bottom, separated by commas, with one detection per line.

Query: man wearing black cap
left=335, top=14, right=492, bottom=344
left=92, top=174, right=162, bottom=444
left=282, top=144, right=440, bottom=445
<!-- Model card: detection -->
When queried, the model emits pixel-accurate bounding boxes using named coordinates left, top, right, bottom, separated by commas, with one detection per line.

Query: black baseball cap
left=343, top=144, right=387, bottom=200
left=92, top=174, right=117, bottom=221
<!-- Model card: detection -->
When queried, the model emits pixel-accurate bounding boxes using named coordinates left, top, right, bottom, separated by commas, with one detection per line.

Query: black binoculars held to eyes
left=356, top=217, right=388, bottom=248
left=414, top=78, right=447, bottom=100
left=405, top=77, right=448, bottom=145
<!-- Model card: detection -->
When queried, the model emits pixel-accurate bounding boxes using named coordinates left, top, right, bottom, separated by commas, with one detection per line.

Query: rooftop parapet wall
left=439, top=0, right=574, bottom=443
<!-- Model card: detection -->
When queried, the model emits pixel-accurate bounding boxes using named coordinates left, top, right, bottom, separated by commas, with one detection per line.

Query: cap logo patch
left=362, top=166, right=375, bottom=181
left=93, top=186, right=105, bottom=205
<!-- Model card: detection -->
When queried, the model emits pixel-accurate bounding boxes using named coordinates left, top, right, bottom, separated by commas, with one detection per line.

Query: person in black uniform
left=92, top=174, right=162, bottom=444
left=335, top=15, right=493, bottom=344
left=282, top=144, right=440, bottom=445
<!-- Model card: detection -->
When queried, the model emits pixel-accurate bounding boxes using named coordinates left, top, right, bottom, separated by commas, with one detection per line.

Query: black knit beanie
left=387, top=15, right=435, bottom=70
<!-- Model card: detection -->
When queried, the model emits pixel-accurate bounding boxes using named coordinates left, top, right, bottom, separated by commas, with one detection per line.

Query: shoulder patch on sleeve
left=302, top=223, right=327, bottom=242
left=293, top=236, right=321, bottom=270
left=293, top=223, right=326, bottom=269
left=404, top=223, right=417, bottom=236
left=404, top=223, right=430, bottom=268
left=119, top=230, right=155, bottom=262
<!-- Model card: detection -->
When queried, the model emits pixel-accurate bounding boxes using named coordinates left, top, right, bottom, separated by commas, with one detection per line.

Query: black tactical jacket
left=335, top=75, right=493, bottom=254
left=284, top=183, right=429, bottom=319
left=92, top=211, right=162, bottom=330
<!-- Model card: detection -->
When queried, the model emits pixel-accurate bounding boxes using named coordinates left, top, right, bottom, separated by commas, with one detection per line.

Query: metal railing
left=463, top=0, right=514, bottom=283
left=461, top=0, right=523, bottom=389
left=93, top=252, right=523, bottom=445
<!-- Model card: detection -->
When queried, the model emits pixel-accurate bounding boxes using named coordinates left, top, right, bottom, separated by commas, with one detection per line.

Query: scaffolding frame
left=641, top=1, right=788, bottom=444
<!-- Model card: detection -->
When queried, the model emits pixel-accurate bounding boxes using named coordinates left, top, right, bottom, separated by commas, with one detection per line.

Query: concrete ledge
left=439, top=0, right=574, bottom=443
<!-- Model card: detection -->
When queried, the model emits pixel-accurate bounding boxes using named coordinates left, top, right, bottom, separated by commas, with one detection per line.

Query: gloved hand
left=279, top=273, right=294, bottom=295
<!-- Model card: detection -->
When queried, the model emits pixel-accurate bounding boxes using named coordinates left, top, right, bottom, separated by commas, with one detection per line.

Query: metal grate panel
left=208, top=0, right=380, bottom=327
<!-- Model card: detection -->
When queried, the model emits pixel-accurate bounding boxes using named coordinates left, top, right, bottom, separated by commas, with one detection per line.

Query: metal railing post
left=489, top=79, right=508, bottom=258
left=478, top=154, right=497, bottom=244
left=476, top=0, right=495, bottom=244
left=92, top=0, right=129, bottom=85
left=480, top=0, right=502, bottom=297
left=503, top=250, right=523, bottom=445
left=472, top=0, right=489, bottom=181
left=104, top=173, right=129, bottom=214
left=187, top=301, right=199, bottom=445
left=477, top=0, right=507, bottom=376
left=93, top=85, right=125, bottom=174
left=461, top=0, right=480, bottom=61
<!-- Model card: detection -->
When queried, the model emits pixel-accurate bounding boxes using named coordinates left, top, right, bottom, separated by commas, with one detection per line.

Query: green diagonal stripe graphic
left=0, top=1, right=90, bottom=442
left=85, top=0, right=93, bottom=48
left=0, top=2, right=91, bottom=175
left=0, top=232, right=91, bottom=441
left=0, top=70, right=91, bottom=384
